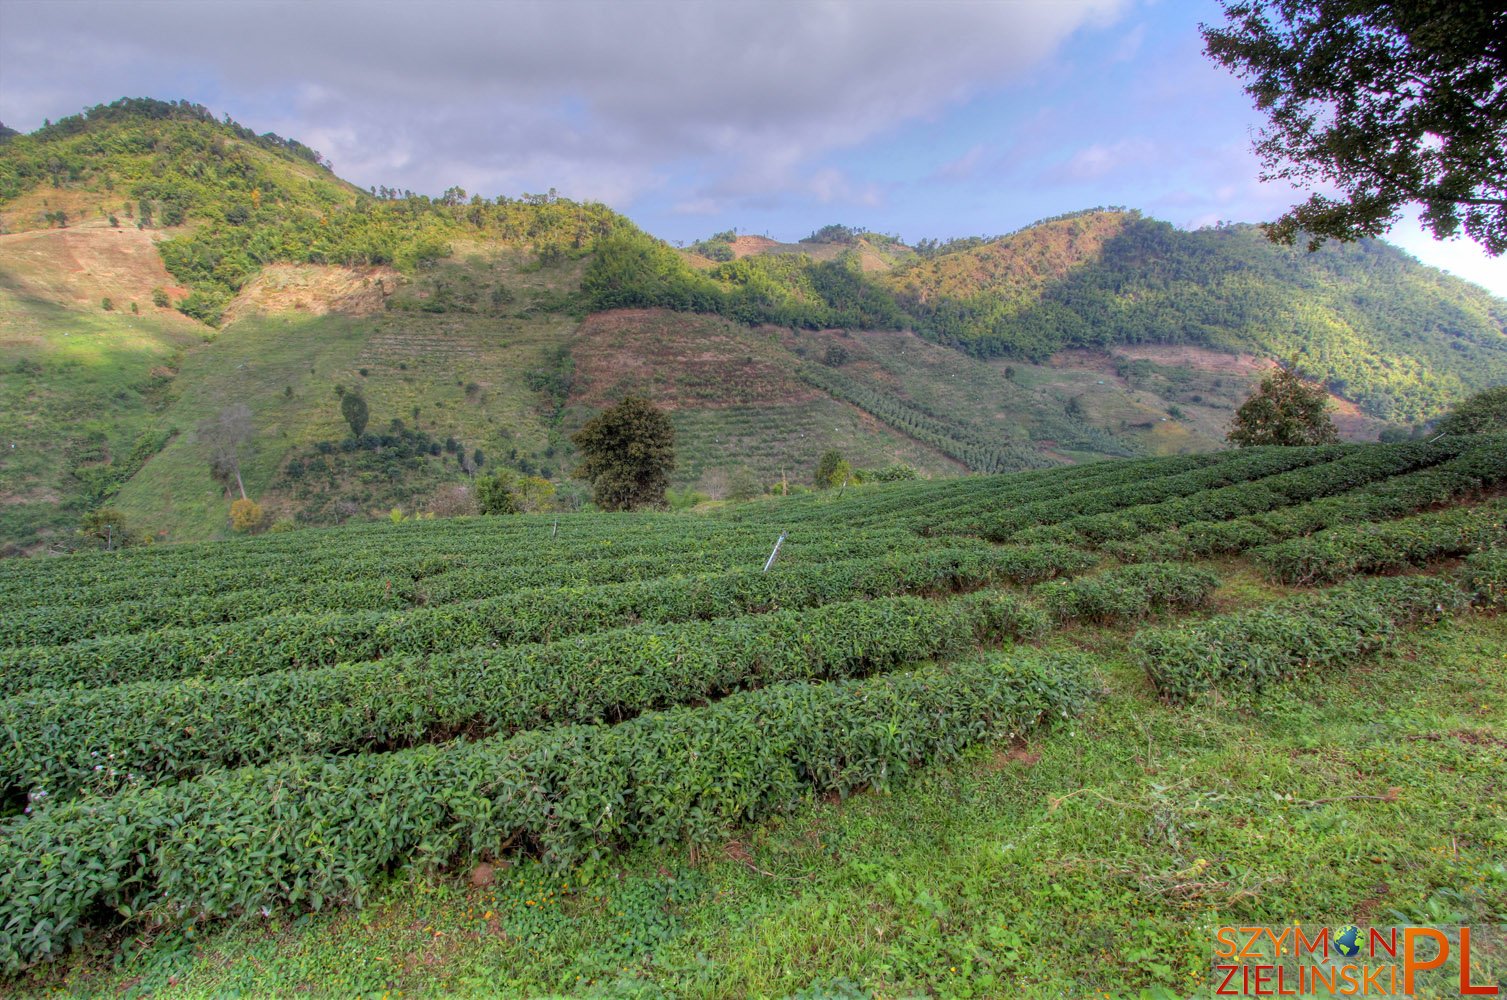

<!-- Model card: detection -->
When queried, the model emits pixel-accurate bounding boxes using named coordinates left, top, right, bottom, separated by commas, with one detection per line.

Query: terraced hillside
left=4, top=101, right=1505, bottom=552
left=2, top=433, right=1504, bottom=996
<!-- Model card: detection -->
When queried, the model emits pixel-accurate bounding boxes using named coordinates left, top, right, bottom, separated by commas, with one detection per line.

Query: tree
left=513, top=475, right=557, bottom=513
left=571, top=395, right=676, bottom=511
left=197, top=403, right=254, bottom=498
left=229, top=498, right=265, bottom=533
left=1437, top=386, right=1507, bottom=436
left=1203, top=1, right=1507, bottom=254
left=341, top=391, right=369, bottom=438
left=814, top=449, right=845, bottom=488
left=725, top=466, right=762, bottom=502
left=475, top=470, right=520, bottom=514
left=1228, top=362, right=1340, bottom=446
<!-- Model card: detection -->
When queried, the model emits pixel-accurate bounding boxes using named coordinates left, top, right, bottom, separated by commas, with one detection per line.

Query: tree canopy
left=571, top=396, right=676, bottom=511
left=1228, top=363, right=1340, bottom=447
left=1438, top=386, right=1507, bottom=436
left=1203, top=1, right=1507, bottom=254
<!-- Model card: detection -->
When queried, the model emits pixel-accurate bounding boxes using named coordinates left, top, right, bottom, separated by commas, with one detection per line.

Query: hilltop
left=1, top=100, right=1505, bottom=548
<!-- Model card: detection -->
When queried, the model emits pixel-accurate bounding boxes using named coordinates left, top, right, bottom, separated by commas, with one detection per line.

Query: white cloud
left=0, top=0, right=1128, bottom=209
left=1060, top=137, right=1159, bottom=181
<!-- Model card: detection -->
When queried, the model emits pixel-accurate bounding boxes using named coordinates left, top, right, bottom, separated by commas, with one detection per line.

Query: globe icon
left=1334, top=925, right=1363, bottom=959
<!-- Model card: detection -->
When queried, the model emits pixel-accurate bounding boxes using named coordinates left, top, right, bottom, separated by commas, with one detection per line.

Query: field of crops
left=2, top=435, right=1505, bottom=996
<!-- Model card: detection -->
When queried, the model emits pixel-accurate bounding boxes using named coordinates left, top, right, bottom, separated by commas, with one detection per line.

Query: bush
left=1034, top=563, right=1220, bottom=623
left=0, top=593, right=1053, bottom=796
left=1133, top=576, right=1467, bottom=701
left=227, top=498, right=264, bottom=533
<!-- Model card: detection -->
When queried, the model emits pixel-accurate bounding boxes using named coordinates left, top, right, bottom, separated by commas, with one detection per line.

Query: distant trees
left=1438, top=387, right=1507, bottom=436
left=571, top=396, right=676, bottom=511
left=341, top=392, right=369, bottom=438
left=1203, top=1, right=1507, bottom=254
left=1228, top=363, right=1339, bottom=447
left=197, top=403, right=254, bottom=498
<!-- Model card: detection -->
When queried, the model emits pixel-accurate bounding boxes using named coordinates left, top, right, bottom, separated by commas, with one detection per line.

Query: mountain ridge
left=1, top=100, right=1503, bottom=548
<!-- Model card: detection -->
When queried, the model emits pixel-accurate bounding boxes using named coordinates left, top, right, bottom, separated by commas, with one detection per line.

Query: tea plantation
left=3, top=436, right=1505, bottom=997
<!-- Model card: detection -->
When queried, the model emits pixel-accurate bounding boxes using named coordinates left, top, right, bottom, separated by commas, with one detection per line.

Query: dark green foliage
left=1227, top=363, right=1339, bottom=447
left=1203, top=1, right=1507, bottom=254
left=1031, top=438, right=1461, bottom=547
left=0, top=592, right=1051, bottom=796
left=1252, top=500, right=1507, bottom=585
left=1133, top=575, right=1467, bottom=701
left=1104, top=436, right=1507, bottom=562
left=813, top=449, right=844, bottom=489
left=802, top=224, right=861, bottom=245
left=0, top=649, right=1091, bottom=971
left=0, top=540, right=1085, bottom=690
left=1034, top=563, right=1220, bottom=623
left=1438, top=386, right=1507, bottom=436
left=572, top=396, right=676, bottom=511
left=340, top=392, right=369, bottom=438
left=474, top=470, right=520, bottom=514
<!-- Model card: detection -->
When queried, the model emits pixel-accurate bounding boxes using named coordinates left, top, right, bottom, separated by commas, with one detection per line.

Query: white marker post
left=763, top=532, right=787, bottom=573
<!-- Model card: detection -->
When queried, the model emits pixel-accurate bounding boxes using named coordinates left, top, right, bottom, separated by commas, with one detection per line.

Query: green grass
left=0, top=281, right=204, bottom=548
left=23, top=609, right=1504, bottom=999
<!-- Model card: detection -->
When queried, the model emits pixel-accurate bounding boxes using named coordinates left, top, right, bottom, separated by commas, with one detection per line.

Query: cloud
left=930, top=144, right=987, bottom=182
left=0, top=0, right=1127, bottom=210
left=1059, top=137, right=1159, bottom=181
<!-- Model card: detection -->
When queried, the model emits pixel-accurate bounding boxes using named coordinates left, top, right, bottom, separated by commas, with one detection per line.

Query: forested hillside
left=2, top=100, right=1504, bottom=550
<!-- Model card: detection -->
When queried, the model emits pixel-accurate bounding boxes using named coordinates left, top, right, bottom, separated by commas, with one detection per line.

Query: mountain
left=2, top=99, right=1504, bottom=550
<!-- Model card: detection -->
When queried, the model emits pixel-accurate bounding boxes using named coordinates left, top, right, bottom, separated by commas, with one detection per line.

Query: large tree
left=1203, top=1, right=1507, bottom=254
left=571, top=396, right=676, bottom=511
left=1228, top=363, right=1340, bottom=447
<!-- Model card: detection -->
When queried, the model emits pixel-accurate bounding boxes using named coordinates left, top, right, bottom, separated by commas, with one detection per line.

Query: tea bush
left=1132, top=576, right=1467, bottom=702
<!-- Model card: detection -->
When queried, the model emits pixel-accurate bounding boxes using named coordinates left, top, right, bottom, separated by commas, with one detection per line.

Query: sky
left=1, top=0, right=1503, bottom=296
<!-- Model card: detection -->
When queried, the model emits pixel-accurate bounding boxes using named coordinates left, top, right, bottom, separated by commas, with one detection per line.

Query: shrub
left=1133, top=576, right=1467, bottom=702
left=227, top=498, right=264, bottom=533
left=1035, top=563, right=1220, bottom=623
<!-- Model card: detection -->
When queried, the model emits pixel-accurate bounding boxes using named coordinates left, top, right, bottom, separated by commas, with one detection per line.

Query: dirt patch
left=568, top=308, right=819, bottom=411
left=222, top=263, right=398, bottom=323
left=980, top=738, right=1041, bottom=772
left=0, top=226, right=192, bottom=314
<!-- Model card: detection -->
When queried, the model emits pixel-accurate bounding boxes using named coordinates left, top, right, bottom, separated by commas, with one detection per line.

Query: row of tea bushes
left=1033, top=563, right=1221, bottom=624
left=0, top=649, right=1095, bottom=972
left=1251, top=501, right=1507, bottom=585
left=3, top=557, right=1228, bottom=799
left=1, top=524, right=929, bottom=623
left=963, top=445, right=1352, bottom=542
left=1132, top=576, right=1469, bottom=702
left=1104, top=437, right=1507, bottom=563
left=1, top=592, right=1049, bottom=798
left=0, top=544, right=1093, bottom=696
left=1017, top=439, right=1466, bottom=547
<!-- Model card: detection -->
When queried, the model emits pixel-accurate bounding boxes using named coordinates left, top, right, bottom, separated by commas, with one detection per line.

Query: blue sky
left=2, top=0, right=1502, bottom=294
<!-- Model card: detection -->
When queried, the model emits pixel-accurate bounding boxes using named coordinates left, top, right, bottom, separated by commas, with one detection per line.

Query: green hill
left=1, top=100, right=1504, bottom=549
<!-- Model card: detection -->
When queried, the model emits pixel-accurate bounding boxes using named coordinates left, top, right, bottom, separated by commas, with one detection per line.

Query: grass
left=23, top=606, right=1504, bottom=999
